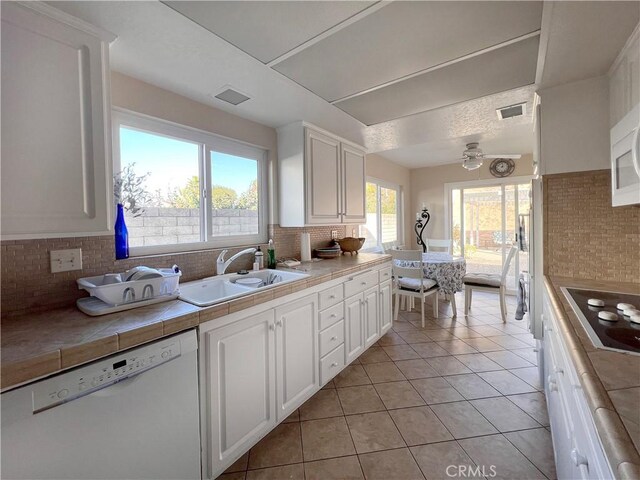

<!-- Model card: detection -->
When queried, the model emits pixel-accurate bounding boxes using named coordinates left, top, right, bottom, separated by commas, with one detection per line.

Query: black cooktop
left=564, top=288, right=640, bottom=354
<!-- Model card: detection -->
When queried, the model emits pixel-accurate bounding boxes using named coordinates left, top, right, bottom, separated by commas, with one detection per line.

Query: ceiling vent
left=213, top=86, right=251, bottom=106
left=496, top=102, right=526, bottom=120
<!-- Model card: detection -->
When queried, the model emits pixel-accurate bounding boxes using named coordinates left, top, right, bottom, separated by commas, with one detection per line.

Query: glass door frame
left=444, top=175, right=534, bottom=294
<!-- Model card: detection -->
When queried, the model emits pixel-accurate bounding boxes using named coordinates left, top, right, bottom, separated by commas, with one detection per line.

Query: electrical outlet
left=50, top=248, right=82, bottom=273
left=331, top=230, right=338, bottom=240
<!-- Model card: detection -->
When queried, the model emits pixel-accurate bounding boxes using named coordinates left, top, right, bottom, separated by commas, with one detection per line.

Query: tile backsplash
left=543, top=169, right=640, bottom=283
left=1, top=224, right=352, bottom=318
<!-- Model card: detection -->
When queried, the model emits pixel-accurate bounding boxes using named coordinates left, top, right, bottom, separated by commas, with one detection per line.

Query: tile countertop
left=1, top=253, right=391, bottom=391
left=545, top=276, right=640, bottom=480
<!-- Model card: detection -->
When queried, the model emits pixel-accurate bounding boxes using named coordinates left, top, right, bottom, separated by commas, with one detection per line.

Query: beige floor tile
left=425, top=329, right=457, bottom=342
left=224, top=453, right=249, bottom=473
left=304, top=456, right=364, bottom=480
left=486, top=335, right=531, bottom=350
left=430, top=401, right=498, bottom=439
left=392, top=322, right=419, bottom=333
left=511, top=348, right=539, bottom=366
left=337, top=385, right=386, bottom=415
left=217, top=472, right=246, bottom=480
left=510, top=333, right=537, bottom=347
left=478, top=370, right=537, bottom=395
left=245, top=463, right=304, bottom=480
left=334, top=364, right=372, bottom=388
left=436, top=339, right=478, bottom=355
left=449, top=327, right=484, bottom=339
left=444, top=373, right=501, bottom=400
left=248, top=423, right=303, bottom=469
left=359, top=347, right=392, bottom=364
left=300, top=416, right=356, bottom=461
left=462, top=337, right=504, bottom=353
left=504, top=428, right=557, bottom=479
left=299, top=389, right=344, bottom=421
left=454, top=353, right=503, bottom=373
left=469, top=325, right=505, bottom=337
left=411, top=377, right=465, bottom=404
left=381, top=344, right=420, bottom=361
left=470, top=397, right=540, bottom=432
left=389, top=406, right=453, bottom=446
left=484, top=350, right=533, bottom=369
left=346, top=411, right=406, bottom=453
left=410, top=342, right=450, bottom=358
left=397, top=330, right=432, bottom=344
left=506, top=392, right=549, bottom=427
left=425, top=356, right=473, bottom=376
left=374, top=381, right=426, bottom=409
left=394, top=358, right=439, bottom=379
left=358, top=448, right=424, bottom=480
left=321, top=380, right=336, bottom=390
left=459, top=434, right=546, bottom=480
left=377, top=332, right=407, bottom=346
left=509, top=367, right=543, bottom=390
left=411, top=441, right=482, bottom=480
left=363, top=361, right=406, bottom=383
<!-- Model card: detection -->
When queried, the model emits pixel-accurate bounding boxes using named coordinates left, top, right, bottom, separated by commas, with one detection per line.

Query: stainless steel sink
left=179, top=269, right=309, bottom=307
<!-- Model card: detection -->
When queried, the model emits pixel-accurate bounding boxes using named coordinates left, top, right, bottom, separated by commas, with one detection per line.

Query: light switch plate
left=331, top=230, right=338, bottom=240
left=50, top=248, right=82, bottom=273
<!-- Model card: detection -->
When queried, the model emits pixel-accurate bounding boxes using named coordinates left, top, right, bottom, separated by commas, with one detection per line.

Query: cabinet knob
left=330, top=314, right=337, bottom=318
left=570, top=449, right=588, bottom=467
left=276, top=319, right=283, bottom=327
left=361, top=282, right=367, bottom=286
left=330, top=336, right=337, bottom=341
left=331, top=362, right=338, bottom=368
left=547, top=375, right=558, bottom=392
left=269, top=323, right=275, bottom=331
left=554, top=366, right=564, bottom=375
left=329, top=295, right=336, bottom=299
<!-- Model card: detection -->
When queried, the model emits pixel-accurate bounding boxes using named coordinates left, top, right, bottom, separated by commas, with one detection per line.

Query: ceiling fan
left=459, top=142, right=521, bottom=170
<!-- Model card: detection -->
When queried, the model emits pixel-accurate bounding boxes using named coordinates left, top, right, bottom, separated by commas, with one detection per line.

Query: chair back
left=500, top=246, right=518, bottom=285
left=427, top=238, right=452, bottom=254
left=381, top=241, right=402, bottom=253
left=391, top=249, right=424, bottom=280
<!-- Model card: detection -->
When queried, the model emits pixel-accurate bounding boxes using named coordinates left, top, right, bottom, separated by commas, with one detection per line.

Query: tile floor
left=217, top=292, right=556, bottom=480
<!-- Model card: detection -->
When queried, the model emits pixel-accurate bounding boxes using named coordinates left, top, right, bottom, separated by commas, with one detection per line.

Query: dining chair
left=427, top=238, right=453, bottom=254
left=463, top=246, right=518, bottom=322
left=391, top=249, right=439, bottom=328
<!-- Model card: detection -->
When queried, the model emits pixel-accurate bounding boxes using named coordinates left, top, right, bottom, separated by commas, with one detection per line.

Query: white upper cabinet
left=278, top=122, right=367, bottom=226
left=610, top=23, right=640, bottom=127
left=1, top=2, right=115, bottom=239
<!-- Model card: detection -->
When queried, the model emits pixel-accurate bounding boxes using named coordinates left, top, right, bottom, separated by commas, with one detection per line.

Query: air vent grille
left=214, top=88, right=250, bottom=106
left=497, top=102, right=526, bottom=120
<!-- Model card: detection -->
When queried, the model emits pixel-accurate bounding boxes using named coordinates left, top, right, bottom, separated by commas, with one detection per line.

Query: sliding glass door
left=450, top=181, right=531, bottom=292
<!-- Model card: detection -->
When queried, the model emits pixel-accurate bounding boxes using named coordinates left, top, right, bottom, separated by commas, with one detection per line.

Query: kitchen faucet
left=216, top=248, right=257, bottom=275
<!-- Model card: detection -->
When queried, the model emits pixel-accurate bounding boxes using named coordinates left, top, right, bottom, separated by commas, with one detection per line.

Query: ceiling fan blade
left=483, top=154, right=522, bottom=159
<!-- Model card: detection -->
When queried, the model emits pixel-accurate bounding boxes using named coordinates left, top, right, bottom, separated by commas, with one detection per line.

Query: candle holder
left=414, top=207, right=430, bottom=253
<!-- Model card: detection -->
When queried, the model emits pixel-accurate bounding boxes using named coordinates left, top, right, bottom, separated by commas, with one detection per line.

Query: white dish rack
left=77, top=268, right=181, bottom=311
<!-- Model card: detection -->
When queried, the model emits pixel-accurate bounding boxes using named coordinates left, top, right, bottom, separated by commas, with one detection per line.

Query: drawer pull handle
left=361, top=282, right=367, bottom=286
left=554, top=367, right=564, bottom=375
left=330, top=314, right=337, bottom=318
left=547, top=375, right=558, bottom=392
left=570, top=449, right=588, bottom=468
left=330, top=336, right=337, bottom=341
left=331, top=362, right=338, bottom=368
left=329, top=295, right=336, bottom=299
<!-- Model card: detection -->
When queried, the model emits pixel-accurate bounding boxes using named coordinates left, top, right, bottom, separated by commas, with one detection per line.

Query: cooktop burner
left=561, top=288, right=640, bottom=355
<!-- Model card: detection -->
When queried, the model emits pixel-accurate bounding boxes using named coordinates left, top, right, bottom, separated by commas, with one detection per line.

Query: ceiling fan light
left=463, top=158, right=483, bottom=170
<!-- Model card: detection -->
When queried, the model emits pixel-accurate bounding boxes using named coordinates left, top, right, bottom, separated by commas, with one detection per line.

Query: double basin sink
left=178, top=269, right=309, bottom=307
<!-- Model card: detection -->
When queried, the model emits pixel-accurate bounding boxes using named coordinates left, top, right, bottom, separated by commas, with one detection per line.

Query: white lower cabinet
left=379, top=280, right=392, bottom=335
left=364, top=286, right=379, bottom=348
left=543, top=289, right=613, bottom=480
left=345, top=293, right=365, bottom=364
left=275, top=295, right=318, bottom=422
left=203, top=310, right=276, bottom=478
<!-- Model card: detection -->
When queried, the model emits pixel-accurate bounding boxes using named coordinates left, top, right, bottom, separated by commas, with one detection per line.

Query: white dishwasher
left=1, top=329, right=201, bottom=480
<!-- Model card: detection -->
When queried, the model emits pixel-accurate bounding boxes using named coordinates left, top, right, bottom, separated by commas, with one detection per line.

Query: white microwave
left=611, top=103, right=640, bottom=206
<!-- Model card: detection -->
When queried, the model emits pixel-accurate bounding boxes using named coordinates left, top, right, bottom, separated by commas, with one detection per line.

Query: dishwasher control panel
left=31, top=334, right=185, bottom=413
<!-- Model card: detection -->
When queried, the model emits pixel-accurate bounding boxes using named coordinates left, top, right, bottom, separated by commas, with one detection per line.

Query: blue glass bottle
left=114, top=203, right=129, bottom=260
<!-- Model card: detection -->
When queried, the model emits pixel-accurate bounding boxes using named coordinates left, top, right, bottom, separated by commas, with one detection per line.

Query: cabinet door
left=345, top=294, right=365, bottom=363
left=305, top=128, right=342, bottom=224
left=1, top=3, right=114, bottom=238
left=341, top=144, right=366, bottom=224
left=204, top=310, right=276, bottom=478
left=363, top=286, right=379, bottom=348
left=275, top=294, right=319, bottom=421
left=379, top=280, right=393, bottom=335
left=627, top=32, right=640, bottom=110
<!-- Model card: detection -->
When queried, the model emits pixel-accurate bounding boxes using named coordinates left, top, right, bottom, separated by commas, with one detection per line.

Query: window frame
left=360, top=177, right=403, bottom=252
left=112, top=108, right=268, bottom=256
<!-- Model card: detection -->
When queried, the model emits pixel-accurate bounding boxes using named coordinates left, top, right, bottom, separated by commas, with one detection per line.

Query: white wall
left=538, top=75, right=610, bottom=175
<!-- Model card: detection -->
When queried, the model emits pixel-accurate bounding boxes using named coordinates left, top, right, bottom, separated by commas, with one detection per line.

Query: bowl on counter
left=336, top=237, right=365, bottom=255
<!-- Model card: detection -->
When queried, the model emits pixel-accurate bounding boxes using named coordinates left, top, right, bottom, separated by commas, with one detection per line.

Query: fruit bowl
left=337, top=237, right=365, bottom=255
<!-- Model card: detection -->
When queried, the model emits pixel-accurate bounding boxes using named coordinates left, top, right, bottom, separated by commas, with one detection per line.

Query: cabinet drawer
left=320, top=344, right=345, bottom=385
left=344, top=271, right=378, bottom=298
left=319, top=302, right=344, bottom=331
left=319, top=320, right=344, bottom=357
left=378, top=266, right=392, bottom=283
left=319, top=284, right=344, bottom=310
